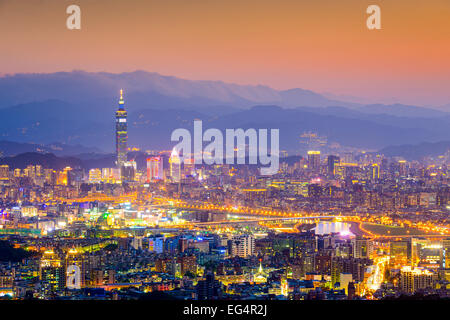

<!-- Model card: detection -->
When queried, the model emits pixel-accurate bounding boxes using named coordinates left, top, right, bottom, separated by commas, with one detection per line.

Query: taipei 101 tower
left=115, top=89, right=128, bottom=168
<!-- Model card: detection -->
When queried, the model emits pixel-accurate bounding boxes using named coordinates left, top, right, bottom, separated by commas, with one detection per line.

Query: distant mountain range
left=2, top=70, right=448, bottom=113
left=0, top=152, right=83, bottom=171
left=378, top=141, right=450, bottom=160
left=0, top=141, right=101, bottom=157
left=0, top=71, right=449, bottom=155
left=0, top=70, right=353, bottom=110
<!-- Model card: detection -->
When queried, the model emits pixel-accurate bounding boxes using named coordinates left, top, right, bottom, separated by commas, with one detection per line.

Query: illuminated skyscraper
left=66, top=248, right=85, bottom=289
left=398, top=160, right=407, bottom=177
left=184, top=158, right=195, bottom=176
left=307, top=151, right=321, bottom=172
left=169, top=148, right=181, bottom=183
left=115, top=89, right=128, bottom=168
left=101, top=167, right=120, bottom=183
left=121, top=160, right=136, bottom=182
left=147, top=156, right=163, bottom=181
left=400, top=266, right=436, bottom=294
left=390, top=240, right=411, bottom=267
left=327, top=155, right=340, bottom=176
left=442, top=239, right=450, bottom=269
left=352, top=237, right=373, bottom=259
left=0, top=165, right=9, bottom=181
left=39, top=250, right=65, bottom=293
left=89, top=168, right=102, bottom=184
left=230, top=234, right=255, bottom=258
left=371, top=163, right=380, bottom=181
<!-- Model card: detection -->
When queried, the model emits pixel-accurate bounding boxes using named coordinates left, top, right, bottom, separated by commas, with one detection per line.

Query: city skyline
left=0, top=89, right=448, bottom=303
left=1, top=0, right=450, bottom=306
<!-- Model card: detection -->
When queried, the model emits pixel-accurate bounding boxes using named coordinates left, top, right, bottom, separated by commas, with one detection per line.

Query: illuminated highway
left=366, top=257, right=389, bottom=292
left=52, top=194, right=449, bottom=238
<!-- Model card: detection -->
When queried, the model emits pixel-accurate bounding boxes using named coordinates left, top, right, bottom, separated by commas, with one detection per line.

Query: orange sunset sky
left=0, top=0, right=449, bottom=106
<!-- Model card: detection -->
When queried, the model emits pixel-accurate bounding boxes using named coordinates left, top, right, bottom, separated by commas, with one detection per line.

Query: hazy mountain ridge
left=0, top=101, right=449, bottom=152
left=0, top=71, right=449, bottom=154
left=0, top=152, right=83, bottom=171
left=0, top=140, right=101, bottom=157
left=378, top=141, right=450, bottom=160
left=2, top=70, right=447, bottom=113
left=0, top=71, right=283, bottom=110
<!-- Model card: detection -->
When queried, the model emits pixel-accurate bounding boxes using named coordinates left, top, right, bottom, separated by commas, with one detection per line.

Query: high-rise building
left=147, top=236, right=164, bottom=254
left=39, top=250, right=65, bottom=293
left=101, top=168, right=120, bottom=183
left=184, top=158, right=195, bottom=176
left=400, top=266, right=436, bottom=293
left=169, top=148, right=181, bottom=183
left=121, top=160, right=136, bottom=182
left=331, top=257, right=371, bottom=286
left=89, top=169, right=102, bottom=184
left=327, top=155, right=340, bottom=176
left=307, top=151, right=321, bottom=172
left=390, top=240, right=411, bottom=267
left=442, top=238, right=450, bottom=269
left=44, top=169, right=56, bottom=185
left=398, top=160, right=408, bottom=177
left=35, top=165, right=43, bottom=177
left=147, top=156, right=163, bottom=181
left=13, top=168, right=21, bottom=178
left=371, top=163, right=380, bottom=181
left=230, top=234, right=255, bottom=258
left=0, top=165, right=9, bottom=181
left=343, top=152, right=354, bottom=164
left=56, top=166, right=71, bottom=186
left=352, top=238, right=373, bottom=259
left=65, top=248, right=85, bottom=289
left=339, top=273, right=353, bottom=294
left=196, top=272, right=223, bottom=300
left=347, top=282, right=356, bottom=300
left=179, top=255, right=197, bottom=276
left=26, top=165, right=36, bottom=179
left=115, top=89, right=128, bottom=168
left=331, top=257, right=341, bottom=287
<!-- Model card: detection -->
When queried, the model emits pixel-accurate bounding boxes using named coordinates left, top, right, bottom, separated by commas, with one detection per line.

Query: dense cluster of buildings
left=0, top=92, right=449, bottom=300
